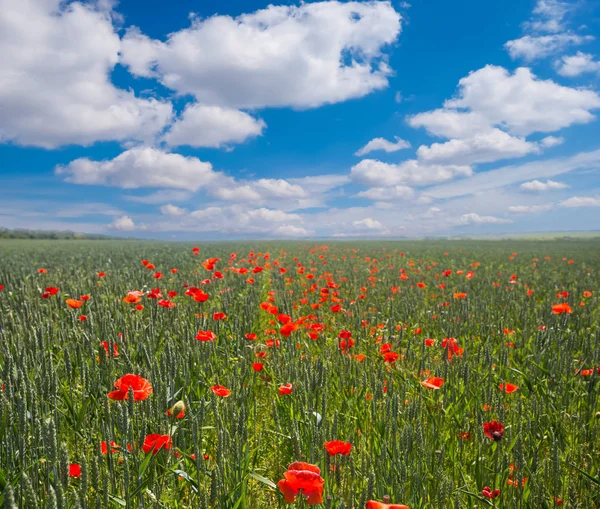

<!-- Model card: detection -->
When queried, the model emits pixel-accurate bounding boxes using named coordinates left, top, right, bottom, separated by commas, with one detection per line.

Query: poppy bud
left=596, top=412, right=600, bottom=419
left=170, top=400, right=186, bottom=419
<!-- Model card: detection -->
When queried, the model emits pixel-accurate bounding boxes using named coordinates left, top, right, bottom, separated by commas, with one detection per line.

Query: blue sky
left=1, top=0, right=599, bottom=239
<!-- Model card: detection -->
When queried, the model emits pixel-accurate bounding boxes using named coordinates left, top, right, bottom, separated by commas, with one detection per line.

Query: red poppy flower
left=481, top=487, right=500, bottom=499
left=583, top=291, right=592, bottom=298
left=123, top=294, right=142, bottom=304
left=277, top=462, right=325, bottom=505
left=552, top=303, right=572, bottom=314
left=420, top=377, right=445, bottom=389
left=66, top=299, right=83, bottom=309
left=142, top=434, right=172, bottom=454
left=213, top=312, right=227, bottom=320
left=280, top=322, right=299, bottom=337
left=245, top=333, right=257, bottom=340
left=69, top=464, right=81, bottom=478
left=324, top=440, right=352, bottom=456
left=78, top=315, right=87, bottom=322
left=483, top=421, right=505, bottom=441
left=195, top=330, right=216, bottom=342
left=108, top=374, right=153, bottom=401
left=454, top=292, right=467, bottom=299
left=425, top=338, right=436, bottom=347
left=98, top=272, right=106, bottom=278
left=499, top=383, right=519, bottom=394
left=366, top=501, right=410, bottom=509
left=158, top=299, right=175, bottom=308
left=166, top=400, right=186, bottom=419
left=38, top=268, right=48, bottom=273
left=383, top=352, right=400, bottom=363
left=278, top=383, right=293, bottom=395
left=252, top=363, right=264, bottom=372
left=100, top=440, right=119, bottom=455
left=338, top=330, right=352, bottom=340
left=210, top=385, right=231, bottom=397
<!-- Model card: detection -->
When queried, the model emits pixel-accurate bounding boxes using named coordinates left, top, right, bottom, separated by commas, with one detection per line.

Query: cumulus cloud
left=454, top=213, right=512, bottom=225
left=56, top=147, right=218, bottom=191
left=120, top=1, right=401, bottom=109
left=520, top=179, right=569, bottom=192
left=274, top=225, right=311, bottom=237
left=163, top=104, right=265, bottom=148
left=160, top=204, right=187, bottom=216
left=125, top=190, right=193, bottom=204
left=443, top=66, right=600, bottom=136
left=0, top=0, right=172, bottom=148
left=355, top=185, right=415, bottom=201
left=417, top=129, right=539, bottom=165
left=110, top=215, right=136, bottom=231
left=540, top=136, right=564, bottom=148
left=505, top=34, right=593, bottom=61
left=355, top=136, right=411, bottom=156
left=350, top=159, right=472, bottom=187
left=353, top=217, right=384, bottom=230
left=508, top=204, right=553, bottom=213
left=556, top=52, right=600, bottom=77
left=408, top=110, right=491, bottom=139
left=559, top=196, right=600, bottom=207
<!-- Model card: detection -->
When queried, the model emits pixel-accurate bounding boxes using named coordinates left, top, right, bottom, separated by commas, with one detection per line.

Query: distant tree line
left=0, top=227, right=127, bottom=240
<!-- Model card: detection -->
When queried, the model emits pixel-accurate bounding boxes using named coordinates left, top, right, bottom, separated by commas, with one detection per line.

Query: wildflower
left=279, top=383, right=293, bottom=395
left=420, top=377, right=445, bottom=389
left=69, top=464, right=81, bottom=478
left=195, top=330, right=216, bottom=342
left=66, top=298, right=83, bottom=309
left=366, top=502, right=410, bottom=509
left=252, top=363, right=264, bottom=372
left=100, top=341, right=119, bottom=358
left=213, top=312, right=227, bottom=320
left=481, top=487, right=500, bottom=499
left=324, top=440, right=352, bottom=456
left=158, top=299, right=175, bottom=308
left=277, top=462, right=325, bottom=505
left=499, top=383, right=519, bottom=394
left=483, top=421, right=505, bottom=441
left=167, top=400, right=186, bottom=419
left=108, top=374, right=153, bottom=401
left=100, top=441, right=119, bottom=455
left=211, top=385, right=231, bottom=397
left=280, top=322, right=299, bottom=337
left=143, top=434, right=173, bottom=454
left=552, top=303, right=572, bottom=314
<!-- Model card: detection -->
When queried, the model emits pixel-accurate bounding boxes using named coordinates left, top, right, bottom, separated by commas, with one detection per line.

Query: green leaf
left=249, top=472, right=277, bottom=490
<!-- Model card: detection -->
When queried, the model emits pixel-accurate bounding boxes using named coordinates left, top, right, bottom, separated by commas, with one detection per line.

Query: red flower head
left=142, top=434, right=172, bottom=454
left=280, top=322, right=299, bottom=337
left=66, top=298, right=83, bottom=309
left=100, top=341, right=119, bottom=358
left=211, top=385, right=231, bottom=397
left=195, top=330, right=216, bottom=342
left=108, top=374, right=153, bottom=401
left=277, top=462, right=325, bottom=505
left=213, top=312, right=227, bottom=320
left=552, top=303, right=572, bottom=314
left=420, top=377, right=445, bottom=390
left=366, top=501, right=410, bottom=509
left=499, top=383, right=519, bottom=394
left=483, top=421, right=505, bottom=441
left=481, top=487, right=501, bottom=499
left=69, top=464, right=81, bottom=478
left=252, top=362, right=264, bottom=372
left=278, top=383, right=293, bottom=396
left=324, top=440, right=352, bottom=456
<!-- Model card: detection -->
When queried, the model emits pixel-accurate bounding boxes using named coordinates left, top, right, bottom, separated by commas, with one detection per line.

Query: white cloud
left=540, top=135, right=564, bottom=148
left=425, top=149, right=600, bottom=199
left=55, top=203, right=123, bottom=218
left=120, top=1, right=401, bottom=109
left=556, top=52, right=600, bottom=77
left=125, top=190, right=193, bottom=204
left=274, top=225, right=311, bottom=237
left=520, top=179, right=568, bottom=192
left=559, top=196, right=600, bottom=207
left=350, top=159, right=472, bottom=187
left=408, top=110, right=491, bottom=139
left=110, top=215, right=136, bottom=231
left=417, top=129, right=539, bottom=165
left=526, top=0, right=573, bottom=33
left=163, top=104, right=265, bottom=148
left=508, top=204, right=553, bottom=213
left=0, top=0, right=172, bottom=148
left=243, top=208, right=301, bottom=223
left=288, top=174, right=350, bottom=193
left=56, top=147, right=218, bottom=191
left=355, top=136, right=411, bottom=156
left=355, top=185, right=415, bottom=201
left=353, top=217, right=384, bottom=230
left=210, top=178, right=309, bottom=205
left=455, top=213, right=512, bottom=225
left=444, top=66, right=600, bottom=136
left=505, top=34, right=593, bottom=61
left=160, top=204, right=187, bottom=216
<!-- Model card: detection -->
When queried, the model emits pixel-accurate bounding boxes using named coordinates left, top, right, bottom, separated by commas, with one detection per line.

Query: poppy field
left=0, top=238, right=599, bottom=508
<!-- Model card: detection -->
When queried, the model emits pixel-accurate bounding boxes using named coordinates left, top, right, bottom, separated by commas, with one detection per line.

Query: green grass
left=0, top=239, right=599, bottom=508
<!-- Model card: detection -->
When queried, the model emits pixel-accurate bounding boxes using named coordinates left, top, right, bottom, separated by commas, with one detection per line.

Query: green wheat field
left=0, top=239, right=599, bottom=508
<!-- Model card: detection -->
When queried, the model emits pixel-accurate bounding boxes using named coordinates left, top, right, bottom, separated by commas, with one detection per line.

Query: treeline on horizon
left=0, top=227, right=126, bottom=240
